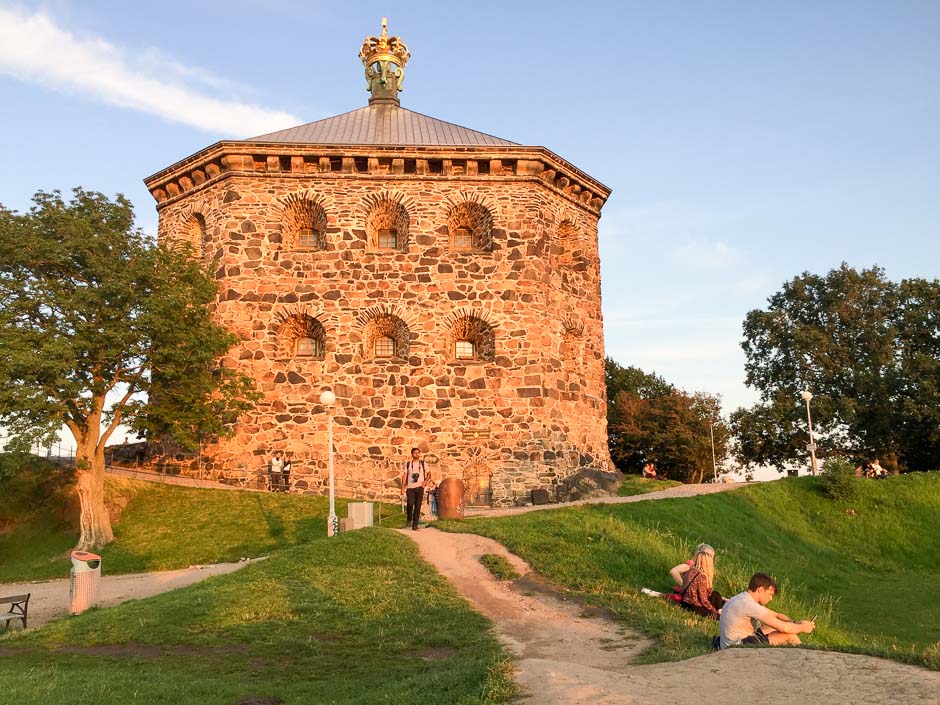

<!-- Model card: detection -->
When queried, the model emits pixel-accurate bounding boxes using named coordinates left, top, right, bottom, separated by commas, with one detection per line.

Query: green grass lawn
left=616, top=475, right=683, bottom=496
left=0, top=466, right=406, bottom=583
left=439, top=472, right=940, bottom=670
left=0, top=530, right=515, bottom=705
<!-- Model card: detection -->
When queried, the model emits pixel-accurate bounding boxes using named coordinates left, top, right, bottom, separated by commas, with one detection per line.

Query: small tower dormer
left=359, top=18, right=411, bottom=105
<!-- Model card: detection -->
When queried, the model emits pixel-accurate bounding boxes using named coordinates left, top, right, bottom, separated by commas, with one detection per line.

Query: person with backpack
left=401, top=447, right=430, bottom=530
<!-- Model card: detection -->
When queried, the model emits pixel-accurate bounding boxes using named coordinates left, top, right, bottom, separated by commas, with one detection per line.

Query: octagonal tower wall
left=151, top=149, right=611, bottom=505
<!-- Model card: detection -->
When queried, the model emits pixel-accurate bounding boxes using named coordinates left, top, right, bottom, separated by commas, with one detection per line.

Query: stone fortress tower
left=144, top=20, right=613, bottom=506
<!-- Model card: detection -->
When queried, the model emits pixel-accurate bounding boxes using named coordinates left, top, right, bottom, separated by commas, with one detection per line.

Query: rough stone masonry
left=143, top=21, right=614, bottom=506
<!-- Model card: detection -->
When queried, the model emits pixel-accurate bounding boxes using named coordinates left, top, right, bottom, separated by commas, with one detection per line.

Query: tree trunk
left=75, top=434, right=114, bottom=551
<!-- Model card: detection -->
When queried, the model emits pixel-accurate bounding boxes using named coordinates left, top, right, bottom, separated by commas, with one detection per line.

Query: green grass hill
left=440, top=472, right=940, bottom=670
left=0, top=463, right=514, bottom=705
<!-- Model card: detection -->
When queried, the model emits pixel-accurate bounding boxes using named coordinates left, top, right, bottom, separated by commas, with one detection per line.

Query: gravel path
left=404, top=527, right=940, bottom=705
left=0, top=560, right=258, bottom=630
left=464, top=481, right=746, bottom=517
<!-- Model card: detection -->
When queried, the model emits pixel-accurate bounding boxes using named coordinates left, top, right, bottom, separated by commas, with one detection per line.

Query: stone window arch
left=445, top=312, right=495, bottom=362
left=183, top=212, right=207, bottom=258
left=282, top=198, right=327, bottom=250
left=447, top=201, right=493, bottom=253
left=362, top=313, right=411, bottom=361
left=365, top=199, right=410, bottom=251
left=557, top=219, right=578, bottom=243
left=277, top=314, right=326, bottom=360
left=561, top=319, right=585, bottom=363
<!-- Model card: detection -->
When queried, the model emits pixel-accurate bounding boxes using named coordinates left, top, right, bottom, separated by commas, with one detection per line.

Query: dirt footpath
left=405, top=528, right=940, bottom=705
left=464, top=482, right=745, bottom=517
left=0, top=560, right=257, bottom=630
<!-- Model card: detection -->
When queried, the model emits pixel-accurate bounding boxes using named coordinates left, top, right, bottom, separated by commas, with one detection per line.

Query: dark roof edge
left=143, top=142, right=611, bottom=201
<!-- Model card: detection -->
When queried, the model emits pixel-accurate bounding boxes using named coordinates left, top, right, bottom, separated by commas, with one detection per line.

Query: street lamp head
left=319, top=389, right=336, bottom=406
left=801, top=390, right=813, bottom=402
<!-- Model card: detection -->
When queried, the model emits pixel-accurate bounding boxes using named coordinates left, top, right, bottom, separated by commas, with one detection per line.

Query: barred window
left=455, top=340, right=475, bottom=359
left=452, top=227, right=473, bottom=251
left=297, top=227, right=320, bottom=249
left=374, top=336, right=395, bottom=358
left=296, top=337, right=321, bottom=357
left=378, top=228, right=398, bottom=249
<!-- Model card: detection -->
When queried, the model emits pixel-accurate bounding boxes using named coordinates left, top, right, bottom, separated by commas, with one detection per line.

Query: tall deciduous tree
left=605, top=358, right=729, bottom=482
left=0, top=189, right=258, bottom=549
left=732, top=264, right=940, bottom=471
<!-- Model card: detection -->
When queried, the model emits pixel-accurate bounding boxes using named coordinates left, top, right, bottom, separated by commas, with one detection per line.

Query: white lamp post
left=709, top=421, right=718, bottom=483
left=319, top=389, right=338, bottom=536
left=801, top=390, right=819, bottom=477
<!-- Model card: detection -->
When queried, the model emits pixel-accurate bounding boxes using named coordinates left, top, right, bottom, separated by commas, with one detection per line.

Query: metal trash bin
left=437, top=478, right=465, bottom=519
left=69, top=550, right=101, bottom=615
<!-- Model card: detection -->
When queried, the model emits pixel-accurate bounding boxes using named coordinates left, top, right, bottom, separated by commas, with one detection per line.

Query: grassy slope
left=0, top=469, right=406, bottom=583
left=0, top=530, right=514, bottom=705
left=439, top=473, right=940, bottom=670
left=616, top=476, right=683, bottom=496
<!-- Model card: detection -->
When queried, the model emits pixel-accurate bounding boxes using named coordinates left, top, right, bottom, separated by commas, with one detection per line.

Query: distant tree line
left=607, top=264, right=939, bottom=481
left=605, top=359, right=730, bottom=483
left=731, top=264, right=940, bottom=473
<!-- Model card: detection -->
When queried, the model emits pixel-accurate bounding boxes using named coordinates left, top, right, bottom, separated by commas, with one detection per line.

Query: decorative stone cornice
left=143, top=142, right=611, bottom=215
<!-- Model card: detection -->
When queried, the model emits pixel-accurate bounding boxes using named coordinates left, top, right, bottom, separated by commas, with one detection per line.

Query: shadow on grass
left=0, top=529, right=513, bottom=705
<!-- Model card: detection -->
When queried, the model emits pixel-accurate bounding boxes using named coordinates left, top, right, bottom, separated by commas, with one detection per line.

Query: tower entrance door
left=463, top=463, right=492, bottom=506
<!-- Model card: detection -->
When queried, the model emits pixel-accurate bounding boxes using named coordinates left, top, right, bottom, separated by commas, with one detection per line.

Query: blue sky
left=2, top=0, right=938, bottom=416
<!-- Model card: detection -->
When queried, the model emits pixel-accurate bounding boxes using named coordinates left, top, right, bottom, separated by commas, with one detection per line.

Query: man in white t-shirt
left=268, top=450, right=284, bottom=492
left=719, top=573, right=816, bottom=649
left=401, top=447, right=430, bottom=531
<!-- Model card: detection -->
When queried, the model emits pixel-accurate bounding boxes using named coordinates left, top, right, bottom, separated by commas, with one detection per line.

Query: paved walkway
left=0, top=560, right=258, bottom=630
left=465, top=481, right=746, bottom=517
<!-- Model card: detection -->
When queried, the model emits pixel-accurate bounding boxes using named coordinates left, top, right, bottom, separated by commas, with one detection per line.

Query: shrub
left=820, top=456, right=859, bottom=501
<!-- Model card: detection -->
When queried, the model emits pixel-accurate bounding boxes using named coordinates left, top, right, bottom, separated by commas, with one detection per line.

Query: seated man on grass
left=718, top=572, right=815, bottom=649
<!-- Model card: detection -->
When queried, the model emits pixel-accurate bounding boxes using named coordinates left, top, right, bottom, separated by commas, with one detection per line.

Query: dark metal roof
left=247, top=103, right=518, bottom=147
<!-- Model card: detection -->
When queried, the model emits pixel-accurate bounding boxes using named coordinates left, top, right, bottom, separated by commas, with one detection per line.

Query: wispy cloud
left=672, top=238, right=742, bottom=268
left=0, top=7, right=299, bottom=136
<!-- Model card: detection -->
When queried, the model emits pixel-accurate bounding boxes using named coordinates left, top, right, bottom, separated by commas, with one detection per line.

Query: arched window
left=455, top=340, right=475, bottom=359
left=447, top=201, right=493, bottom=253
left=365, top=198, right=410, bottom=252
left=281, top=197, right=327, bottom=251
left=445, top=313, right=495, bottom=362
left=374, top=336, right=395, bottom=358
left=360, top=311, right=411, bottom=361
left=277, top=314, right=326, bottom=360
left=182, top=212, right=207, bottom=259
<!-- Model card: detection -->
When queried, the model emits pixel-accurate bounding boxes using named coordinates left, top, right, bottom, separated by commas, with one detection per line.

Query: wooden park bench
left=0, top=593, right=29, bottom=630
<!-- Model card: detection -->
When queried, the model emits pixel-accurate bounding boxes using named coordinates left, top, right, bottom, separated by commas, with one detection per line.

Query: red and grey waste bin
left=69, top=550, right=101, bottom=615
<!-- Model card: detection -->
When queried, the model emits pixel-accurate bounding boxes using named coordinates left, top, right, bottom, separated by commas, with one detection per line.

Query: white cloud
left=672, top=238, right=742, bottom=268
left=0, top=7, right=299, bottom=136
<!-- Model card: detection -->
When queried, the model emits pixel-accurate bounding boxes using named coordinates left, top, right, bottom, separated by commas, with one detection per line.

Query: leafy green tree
left=733, top=264, right=940, bottom=471
left=0, top=189, right=258, bottom=549
left=605, top=358, right=729, bottom=482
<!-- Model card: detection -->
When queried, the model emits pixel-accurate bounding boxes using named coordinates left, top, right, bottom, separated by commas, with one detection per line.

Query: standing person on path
left=401, top=447, right=429, bottom=530
left=719, top=572, right=816, bottom=649
left=281, top=454, right=292, bottom=493
left=268, top=450, right=284, bottom=492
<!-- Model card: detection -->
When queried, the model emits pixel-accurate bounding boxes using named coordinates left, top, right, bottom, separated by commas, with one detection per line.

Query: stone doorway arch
left=462, top=462, right=492, bottom=506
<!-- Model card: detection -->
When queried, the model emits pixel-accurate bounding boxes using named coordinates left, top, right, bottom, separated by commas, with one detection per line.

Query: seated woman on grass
left=678, top=544, right=725, bottom=619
